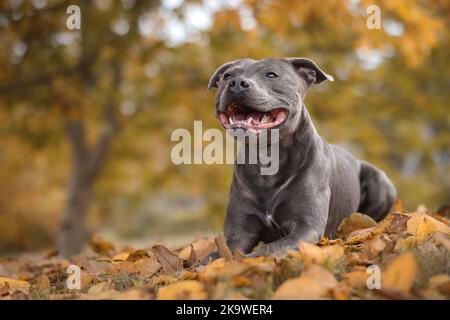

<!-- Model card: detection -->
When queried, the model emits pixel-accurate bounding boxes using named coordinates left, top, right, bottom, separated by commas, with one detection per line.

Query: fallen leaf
left=338, top=213, right=378, bottom=238
left=382, top=252, right=417, bottom=293
left=0, top=277, right=30, bottom=293
left=112, top=252, right=129, bottom=261
left=231, top=276, right=253, bottom=287
left=0, top=283, right=10, bottom=297
left=151, top=245, right=184, bottom=274
left=342, top=271, right=368, bottom=288
left=80, top=271, right=93, bottom=289
left=185, top=245, right=198, bottom=267
left=385, top=213, right=410, bottom=234
left=89, top=235, right=115, bottom=256
left=127, top=249, right=150, bottom=262
left=406, top=213, right=450, bottom=239
left=272, top=265, right=337, bottom=299
left=133, top=258, right=161, bottom=277
left=178, top=238, right=216, bottom=261
left=157, top=280, right=207, bottom=300
left=346, top=227, right=381, bottom=245
left=87, top=281, right=114, bottom=295
left=215, top=235, right=233, bottom=261
left=107, top=261, right=138, bottom=275
left=232, top=249, right=246, bottom=261
left=35, top=275, right=51, bottom=290
left=211, top=282, right=249, bottom=300
left=295, top=241, right=344, bottom=266
left=366, top=237, right=386, bottom=259
left=433, top=232, right=450, bottom=251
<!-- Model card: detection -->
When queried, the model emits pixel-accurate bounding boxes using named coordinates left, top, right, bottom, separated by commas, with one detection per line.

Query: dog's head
left=208, top=57, right=333, bottom=138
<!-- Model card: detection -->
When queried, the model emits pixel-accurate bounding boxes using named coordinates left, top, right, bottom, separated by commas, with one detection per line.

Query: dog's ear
left=285, top=58, right=334, bottom=87
left=207, top=60, right=239, bottom=90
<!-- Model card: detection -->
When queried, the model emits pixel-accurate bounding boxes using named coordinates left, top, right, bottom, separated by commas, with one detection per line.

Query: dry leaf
left=342, top=271, right=368, bottom=288
left=211, top=282, right=249, bottom=300
left=89, top=235, right=115, bottom=256
left=133, top=258, right=161, bottom=277
left=346, top=227, right=381, bottom=245
left=433, top=232, right=450, bottom=251
left=151, top=245, right=184, bottom=274
left=0, top=277, right=30, bottom=293
left=0, top=283, right=10, bottom=297
left=35, top=275, right=51, bottom=290
left=406, top=213, right=450, bottom=238
left=127, top=249, right=150, bottom=262
left=382, top=252, right=417, bottom=293
left=157, top=280, right=207, bottom=300
left=272, top=265, right=337, bottom=299
left=385, top=213, right=410, bottom=234
left=295, top=241, right=344, bottom=266
left=178, top=238, right=216, bottom=261
left=338, top=213, right=378, bottom=238
left=366, top=237, right=386, bottom=259
left=215, top=235, right=233, bottom=261
left=112, top=252, right=129, bottom=261
left=89, top=235, right=116, bottom=256
left=87, top=281, right=114, bottom=295
left=184, top=245, right=198, bottom=267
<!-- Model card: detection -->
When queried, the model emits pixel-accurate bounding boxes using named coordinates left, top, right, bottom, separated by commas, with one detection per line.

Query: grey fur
left=208, top=57, right=397, bottom=257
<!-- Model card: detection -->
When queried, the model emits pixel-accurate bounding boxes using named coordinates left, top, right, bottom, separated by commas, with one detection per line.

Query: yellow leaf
left=0, top=277, right=30, bottom=291
left=87, top=281, right=114, bottom=295
left=295, top=241, right=344, bottom=266
left=89, top=235, right=115, bottom=256
left=126, top=249, right=150, bottom=262
left=338, top=212, right=378, bottom=238
left=382, top=252, right=417, bottom=292
left=157, top=280, right=207, bottom=300
left=272, top=265, right=337, bottom=299
left=112, top=252, right=130, bottom=261
left=406, top=213, right=450, bottom=239
left=366, top=237, right=387, bottom=259
left=342, top=270, right=369, bottom=288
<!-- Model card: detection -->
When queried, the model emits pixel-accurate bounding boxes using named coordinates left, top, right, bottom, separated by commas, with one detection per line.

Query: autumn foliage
left=1, top=206, right=449, bottom=300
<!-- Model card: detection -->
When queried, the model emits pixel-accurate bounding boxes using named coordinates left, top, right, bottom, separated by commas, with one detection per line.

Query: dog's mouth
left=218, top=103, right=288, bottom=131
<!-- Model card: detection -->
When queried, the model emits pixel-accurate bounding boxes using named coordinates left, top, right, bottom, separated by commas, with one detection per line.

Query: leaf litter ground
left=1, top=205, right=449, bottom=300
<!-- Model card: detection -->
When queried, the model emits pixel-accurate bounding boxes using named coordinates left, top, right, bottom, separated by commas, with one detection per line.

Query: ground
left=1, top=205, right=449, bottom=300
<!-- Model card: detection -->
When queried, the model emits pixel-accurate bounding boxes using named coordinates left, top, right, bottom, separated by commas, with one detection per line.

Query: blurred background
left=0, top=0, right=448, bottom=255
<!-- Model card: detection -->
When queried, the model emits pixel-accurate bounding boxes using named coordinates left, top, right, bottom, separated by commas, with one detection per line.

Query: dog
left=207, top=57, right=397, bottom=257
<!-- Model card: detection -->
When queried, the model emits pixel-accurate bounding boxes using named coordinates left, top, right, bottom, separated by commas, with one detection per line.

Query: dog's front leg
left=248, top=188, right=331, bottom=257
left=246, top=225, right=321, bottom=258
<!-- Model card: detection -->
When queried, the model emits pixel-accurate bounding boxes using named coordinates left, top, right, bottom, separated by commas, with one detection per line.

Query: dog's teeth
left=229, top=117, right=234, bottom=125
left=246, top=117, right=252, bottom=125
left=261, top=115, right=269, bottom=123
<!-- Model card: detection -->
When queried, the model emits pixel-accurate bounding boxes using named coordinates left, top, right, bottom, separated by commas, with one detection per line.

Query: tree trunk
left=58, top=120, right=115, bottom=257
left=58, top=61, right=120, bottom=257
left=59, top=166, right=93, bottom=257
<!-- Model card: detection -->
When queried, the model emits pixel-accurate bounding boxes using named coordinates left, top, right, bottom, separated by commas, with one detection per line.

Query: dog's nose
left=228, top=77, right=251, bottom=94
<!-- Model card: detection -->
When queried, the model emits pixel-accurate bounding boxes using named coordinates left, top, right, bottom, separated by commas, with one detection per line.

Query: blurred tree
left=0, top=0, right=163, bottom=256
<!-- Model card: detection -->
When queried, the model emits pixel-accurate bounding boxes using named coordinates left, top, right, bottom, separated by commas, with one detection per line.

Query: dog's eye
left=223, top=73, right=232, bottom=81
left=266, top=72, right=278, bottom=79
